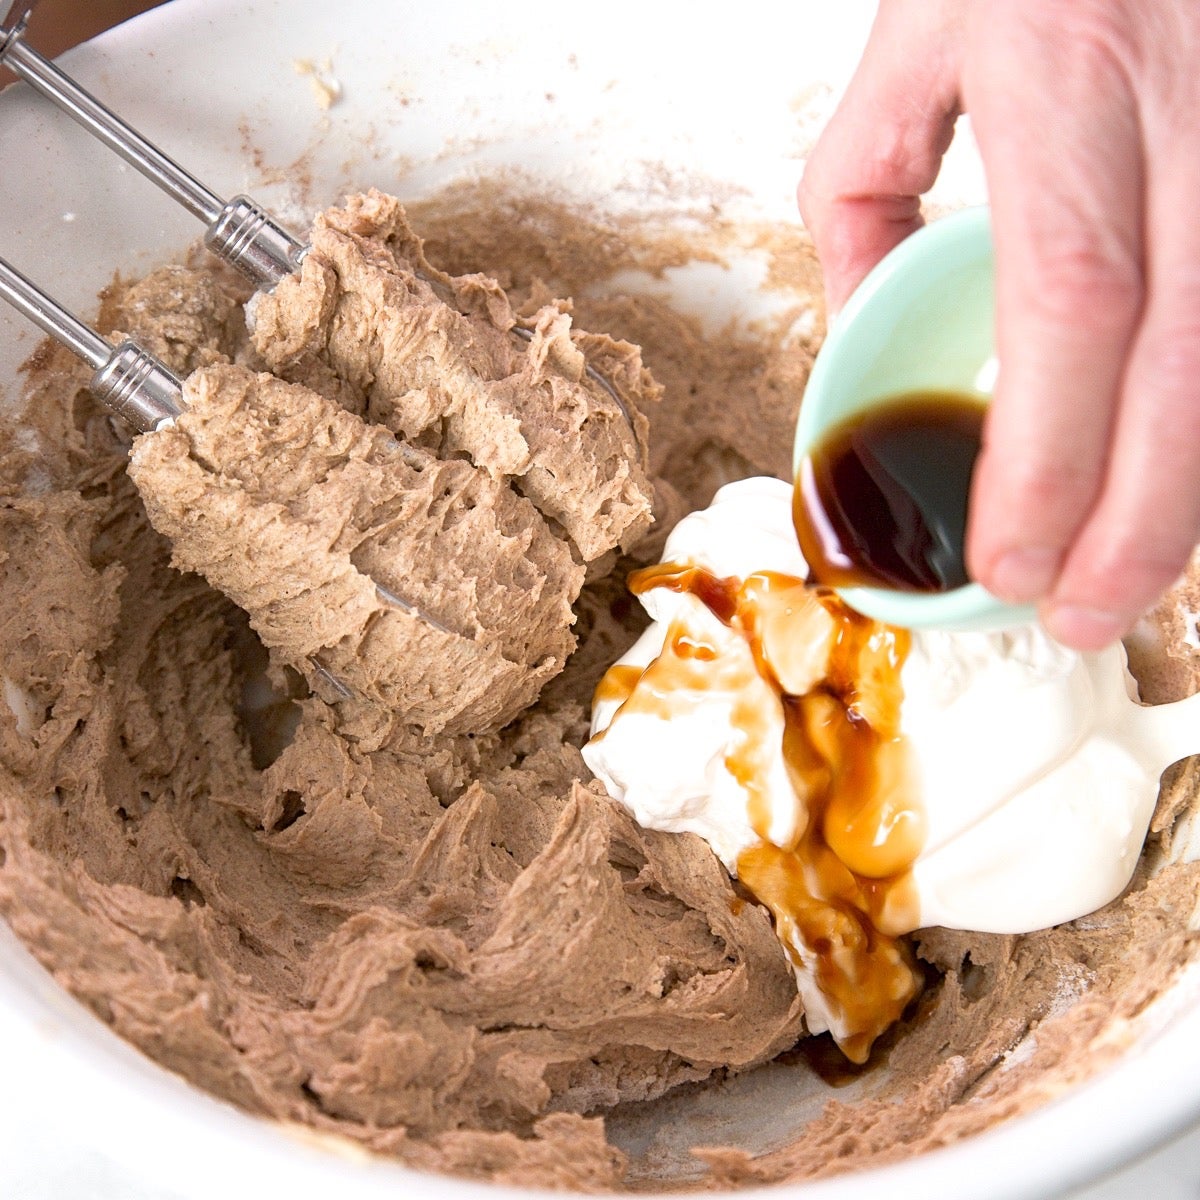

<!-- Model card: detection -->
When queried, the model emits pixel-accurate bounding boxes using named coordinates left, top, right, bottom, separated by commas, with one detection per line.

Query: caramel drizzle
left=599, top=562, right=925, bottom=1063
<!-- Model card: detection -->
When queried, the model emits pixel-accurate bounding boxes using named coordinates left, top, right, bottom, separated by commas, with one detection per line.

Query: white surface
left=0, top=1, right=1197, bottom=1198
left=1069, top=1124, right=1200, bottom=1200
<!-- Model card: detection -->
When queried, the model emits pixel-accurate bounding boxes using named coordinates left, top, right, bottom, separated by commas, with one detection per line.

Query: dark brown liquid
left=793, top=390, right=987, bottom=593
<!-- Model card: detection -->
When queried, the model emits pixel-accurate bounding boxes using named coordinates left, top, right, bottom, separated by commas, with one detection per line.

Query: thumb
left=799, top=0, right=966, bottom=315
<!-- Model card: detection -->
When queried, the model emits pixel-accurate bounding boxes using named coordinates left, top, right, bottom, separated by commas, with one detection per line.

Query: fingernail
left=987, top=548, right=1060, bottom=603
left=1044, top=605, right=1127, bottom=650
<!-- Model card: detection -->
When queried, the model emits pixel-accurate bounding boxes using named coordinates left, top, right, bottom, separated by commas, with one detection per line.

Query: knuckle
left=861, top=129, right=913, bottom=191
left=1054, top=2, right=1140, bottom=89
left=857, top=117, right=939, bottom=197
left=1024, top=240, right=1143, bottom=333
left=799, top=110, right=934, bottom=214
left=1001, top=456, right=1103, bottom=534
left=1065, top=544, right=1185, bottom=610
left=1138, top=308, right=1200, bottom=402
left=1146, top=350, right=1200, bottom=408
left=975, top=2, right=1139, bottom=96
left=1065, top=506, right=1197, bottom=607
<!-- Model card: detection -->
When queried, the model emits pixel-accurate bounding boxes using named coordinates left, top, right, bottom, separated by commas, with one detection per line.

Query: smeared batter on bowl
left=0, top=185, right=1199, bottom=1190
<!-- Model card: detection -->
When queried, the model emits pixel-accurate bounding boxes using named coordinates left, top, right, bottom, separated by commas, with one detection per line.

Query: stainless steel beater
left=0, top=6, right=451, bottom=666
left=0, top=255, right=382, bottom=693
left=1, top=1, right=306, bottom=291
left=0, top=258, right=447, bottom=697
left=0, top=254, right=183, bottom=432
left=0, top=0, right=633, bottom=420
left=0, top=0, right=651, bottom=680
left=0, top=0, right=308, bottom=424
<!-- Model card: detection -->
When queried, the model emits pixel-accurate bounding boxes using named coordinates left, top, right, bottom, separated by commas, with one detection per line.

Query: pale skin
left=799, top=0, right=1200, bottom=651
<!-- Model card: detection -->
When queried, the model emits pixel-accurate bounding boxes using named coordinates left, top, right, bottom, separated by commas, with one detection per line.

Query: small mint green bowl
left=794, top=205, right=1035, bottom=632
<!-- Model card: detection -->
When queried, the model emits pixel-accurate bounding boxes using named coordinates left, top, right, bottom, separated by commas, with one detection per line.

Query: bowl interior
left=2, top=5, right=1198, bottom=1200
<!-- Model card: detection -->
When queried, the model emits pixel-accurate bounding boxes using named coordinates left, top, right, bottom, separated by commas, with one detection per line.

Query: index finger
left=798, top=0, right=965, bottom=313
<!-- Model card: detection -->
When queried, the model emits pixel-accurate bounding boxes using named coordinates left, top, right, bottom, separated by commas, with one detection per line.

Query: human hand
left=799, top=0, right=1200, bottom=650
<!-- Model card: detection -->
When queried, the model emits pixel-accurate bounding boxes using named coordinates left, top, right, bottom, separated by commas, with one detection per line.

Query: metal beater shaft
left=0, top=255, right=181, bottom=431
left=1, top=4, right=306, bottom=289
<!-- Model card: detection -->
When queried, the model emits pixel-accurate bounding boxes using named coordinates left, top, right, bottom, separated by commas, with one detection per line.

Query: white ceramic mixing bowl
left=2, top=3, right=1200, bottom=1198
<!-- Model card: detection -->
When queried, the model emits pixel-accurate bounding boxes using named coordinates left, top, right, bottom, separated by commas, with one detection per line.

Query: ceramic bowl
left=1, top=4, right=1198, bottom=1199
left=793, top=205, right=1035, bottom=631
